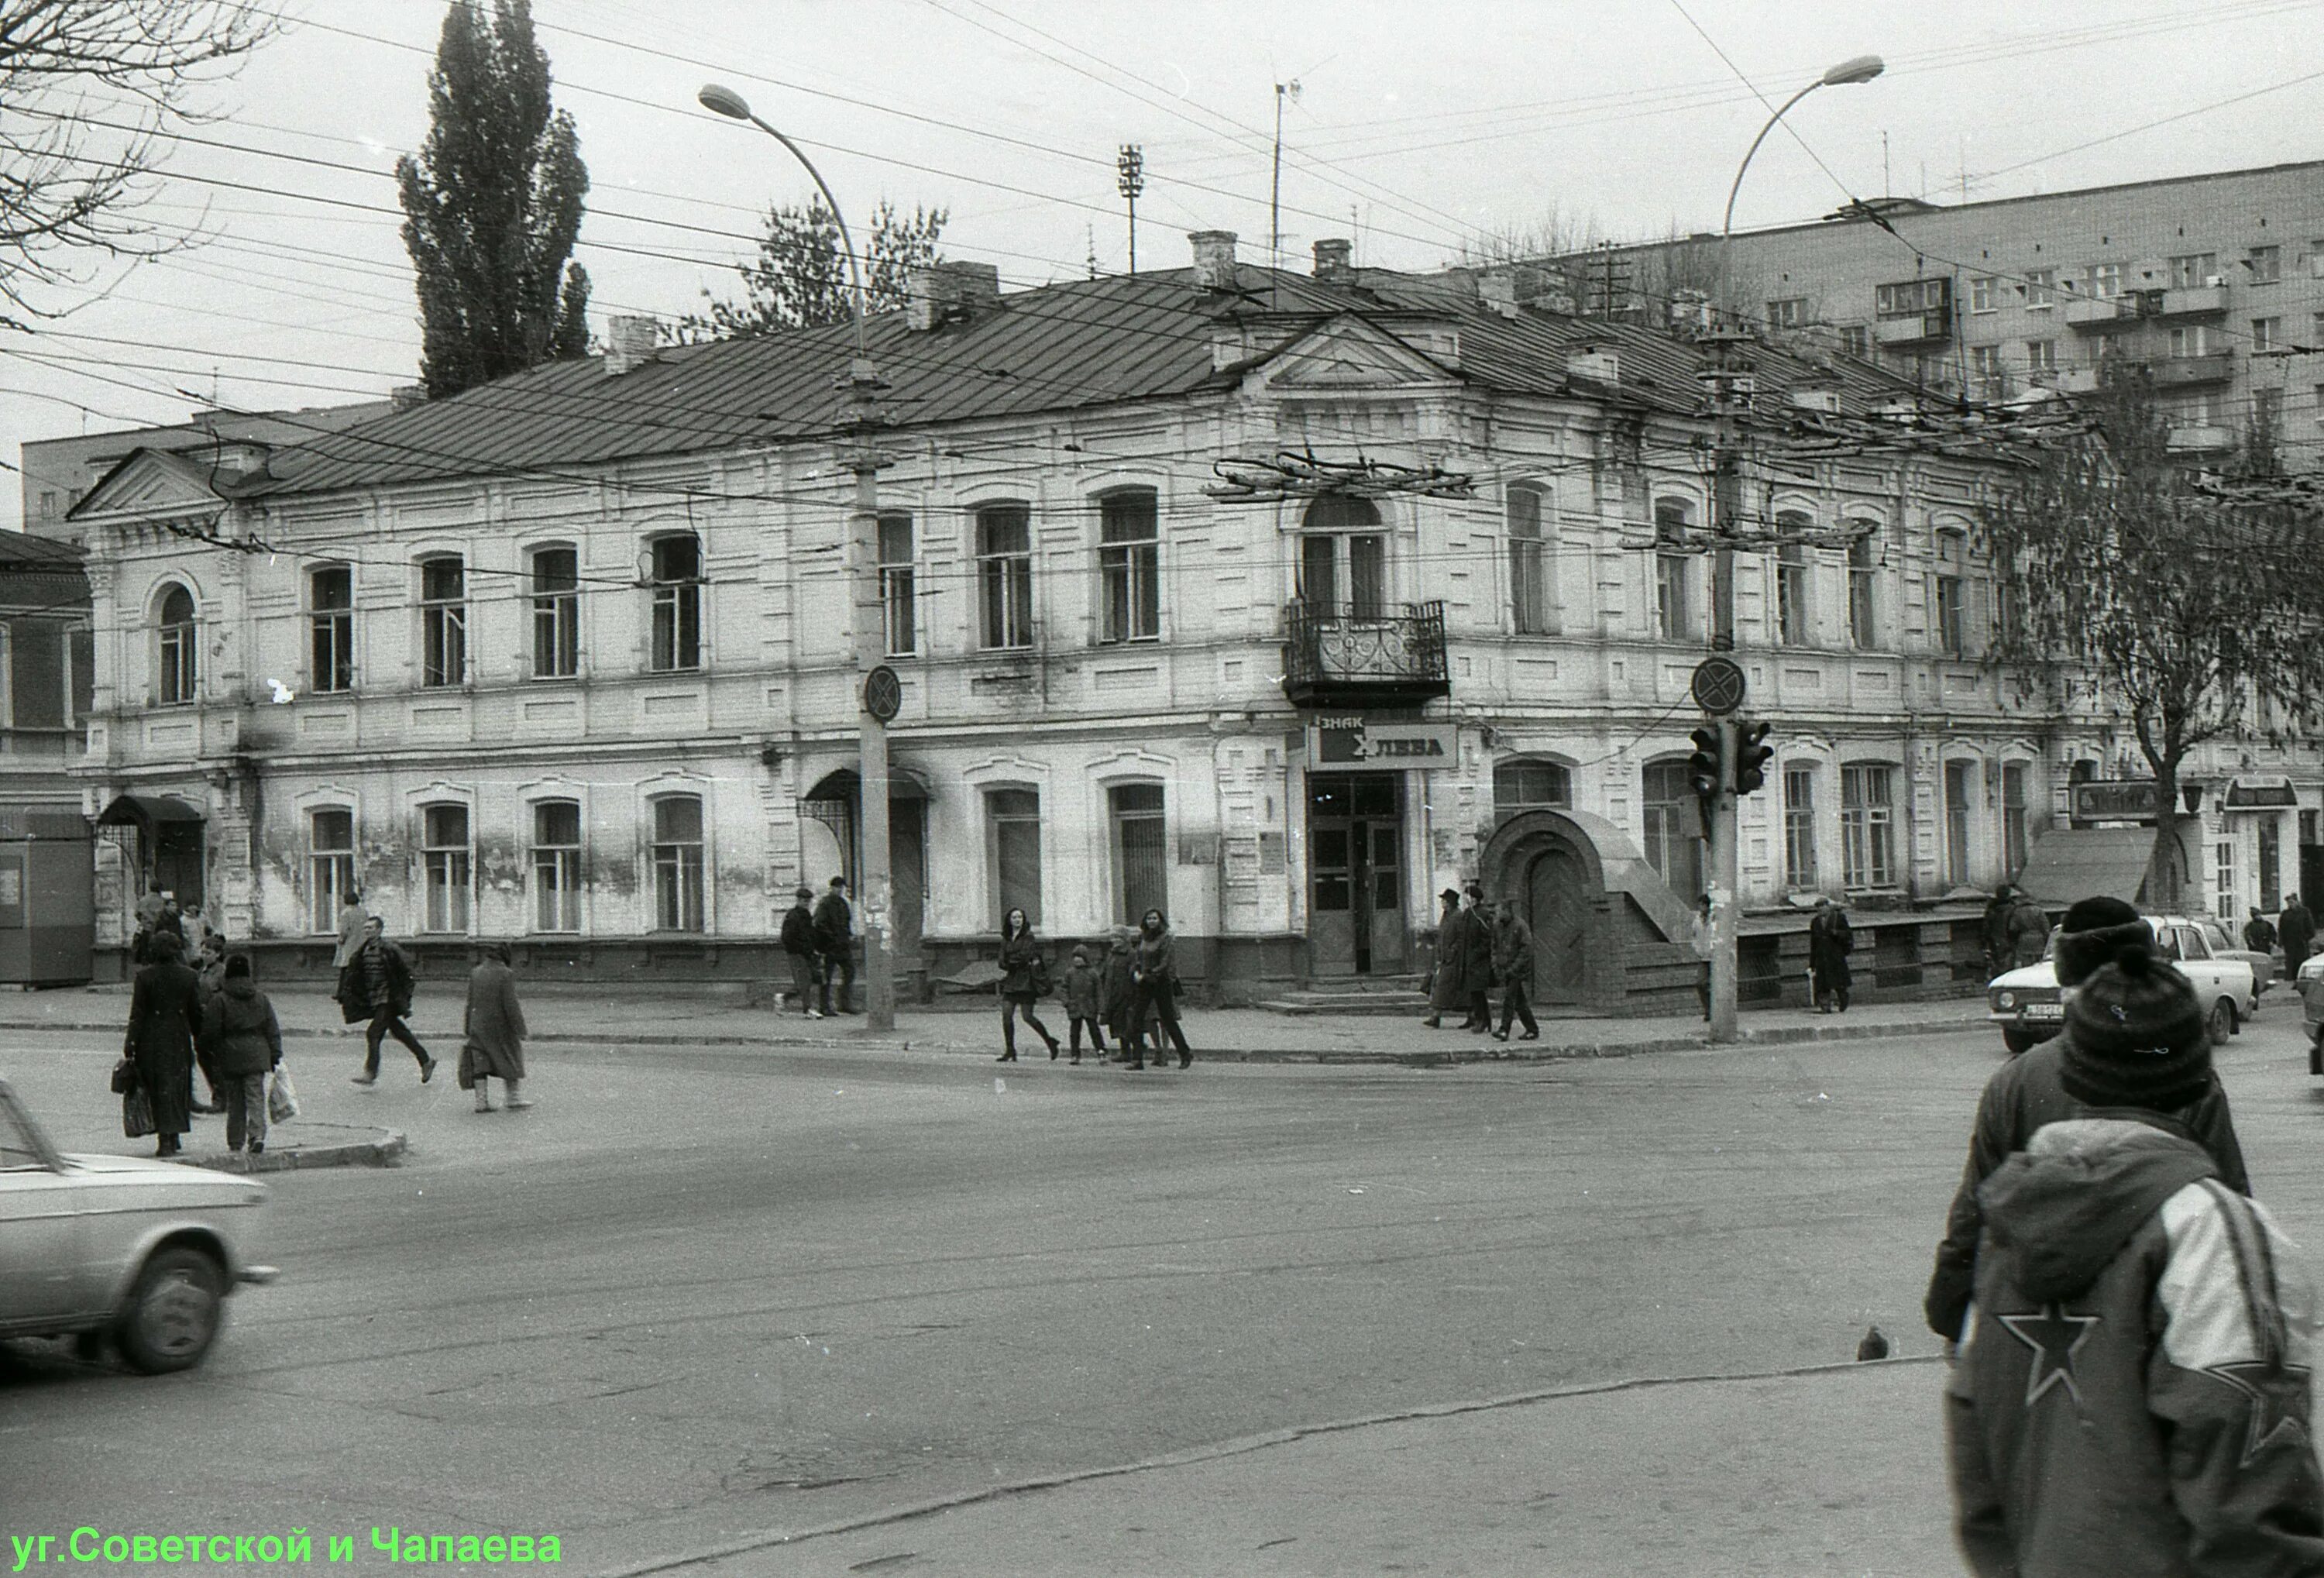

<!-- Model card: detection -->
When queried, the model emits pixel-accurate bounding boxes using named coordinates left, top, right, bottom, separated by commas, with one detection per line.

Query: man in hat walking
left=1423, top=888, right=1470, bottom=1030
left=779, top=885, right=822, bottom=1018
left=814, top=876, right=855, bottom=1016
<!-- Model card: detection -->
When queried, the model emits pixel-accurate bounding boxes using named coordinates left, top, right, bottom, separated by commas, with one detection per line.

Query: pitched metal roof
left=239, top=265, right=1923, bottom=500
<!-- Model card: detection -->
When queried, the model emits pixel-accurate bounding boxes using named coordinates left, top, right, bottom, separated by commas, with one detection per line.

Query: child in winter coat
left=198, top=954, right=282, bottom=1156
left=1061, top=945, right=1106, bottom=1064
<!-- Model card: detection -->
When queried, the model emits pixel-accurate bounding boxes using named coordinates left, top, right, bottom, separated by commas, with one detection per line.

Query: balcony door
left=1299, top=495, right=1386, bottom=621
left=1308, top=772, right=1407, bottom=977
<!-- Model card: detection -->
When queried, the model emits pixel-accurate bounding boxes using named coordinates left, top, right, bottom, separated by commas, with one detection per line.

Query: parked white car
left=1986, top=915, right=2257, bottom=1057
left=0, top=1077, right=275, bottom=1372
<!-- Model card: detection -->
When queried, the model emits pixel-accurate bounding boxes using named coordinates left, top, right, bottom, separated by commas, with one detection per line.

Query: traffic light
left=1687, top=725, right=1722, bottom=817
left=1734, top=719, right=1775, bottom=796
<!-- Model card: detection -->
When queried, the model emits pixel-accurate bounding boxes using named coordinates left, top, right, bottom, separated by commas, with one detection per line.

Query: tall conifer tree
left=397, top=0, right=590, bottom=397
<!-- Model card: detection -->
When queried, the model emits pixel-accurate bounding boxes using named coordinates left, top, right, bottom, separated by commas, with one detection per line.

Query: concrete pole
left=1710, top=718, right=1740, bottom=1043
left=849, top=401, right=894, bottom=1031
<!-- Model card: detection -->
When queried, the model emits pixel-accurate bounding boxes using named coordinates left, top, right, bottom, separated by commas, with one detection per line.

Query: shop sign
left=2071, top=779, right=2158, bottom=823
left=1305, top=713, right=1458, bottom=767
left=2226, top=775, right=2298, bottom=809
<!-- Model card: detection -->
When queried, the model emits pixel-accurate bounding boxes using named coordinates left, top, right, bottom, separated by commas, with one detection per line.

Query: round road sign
left=1690, top=655, right=1746, bottom=716
left=863, top=664, right=902, bottom=723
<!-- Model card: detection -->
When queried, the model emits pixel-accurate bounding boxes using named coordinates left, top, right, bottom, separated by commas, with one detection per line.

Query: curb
left=170, top=1120, right=405, bottom=1173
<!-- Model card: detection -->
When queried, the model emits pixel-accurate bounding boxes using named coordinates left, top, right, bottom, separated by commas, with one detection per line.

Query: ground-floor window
left=1841, top=765, right=1896, bottom=890
left=2216, top=838, right=2237, bottom=922
left=532, top=799, right=583, bottom=933
left=986, top=787, right=1042, bottom=928
left=651, top=796, right=705, bottom=933
left=421, top=803, right=471, bottom=933
left=1783, top=765, right=1817, bottom=889
left=1494, top=758, right=1571, bottom=825
left=2260, top=815, right=2283, bottom=913
left=1111, top=782, right=1167, bottom=923
left=309, top=807, right=356, bottom=935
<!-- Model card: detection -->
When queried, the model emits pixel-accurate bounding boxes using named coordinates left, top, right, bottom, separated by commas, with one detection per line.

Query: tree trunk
left=2148, top=756, right=2187, bottom=913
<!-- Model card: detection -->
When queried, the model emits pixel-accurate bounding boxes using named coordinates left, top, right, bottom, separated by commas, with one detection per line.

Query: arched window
left=1841, top=763, right=1897, bottom=889
left=1109, top=782, right=1167, bottom=922
left=420, top=802, right=472, bottom=933
left=531, top=799, right=583, bottom=932
left=985, top=787, right=1042, bottom=927
left=308, top=807, right=355, bottom=934
left=1845, top=519, right=1880, bottom=649
left=1494, top=758, right=1571, bottom=824
left=1934, top=528, right=1969, bottom=658
left=1507, top=483, right=1554, bottom=634
left=156, top=584, right=197, bottom=706
left=1653, top=500, right=1693, bottom=641
left=1298, top=494, right=1385, bottom=621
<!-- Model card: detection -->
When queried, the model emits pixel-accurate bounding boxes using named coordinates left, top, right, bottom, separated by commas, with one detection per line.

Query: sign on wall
left=1305, top=713, right=1459, bottom=767
left=2071, top=779, right=2159, bottom=824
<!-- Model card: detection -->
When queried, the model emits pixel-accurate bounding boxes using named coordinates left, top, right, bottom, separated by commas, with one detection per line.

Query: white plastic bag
left=267, top=1064, right=298, bottom=1123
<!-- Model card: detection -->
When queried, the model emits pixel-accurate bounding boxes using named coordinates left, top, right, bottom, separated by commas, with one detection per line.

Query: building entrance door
left=1308, top=772, right=1407, bottom=976
left=153, top=822, right=204, bottom=910
left=1524, top=844, right=1592, bottom=1004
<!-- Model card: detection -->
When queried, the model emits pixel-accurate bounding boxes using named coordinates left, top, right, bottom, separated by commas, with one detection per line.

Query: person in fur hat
left=1948, top=943, right=2324, bottom=1574
left=1924, top=896, right=2252, bottom=1343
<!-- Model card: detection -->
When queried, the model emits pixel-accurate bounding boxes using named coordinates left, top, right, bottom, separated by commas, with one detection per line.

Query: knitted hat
left=2053, top=896, right=2150, bottom=988
left=2060, top=943, right=2212, bottom=1111
left=1071, top=945, right=1088, bottom=961
left=224, top=954, right=252, bottom=980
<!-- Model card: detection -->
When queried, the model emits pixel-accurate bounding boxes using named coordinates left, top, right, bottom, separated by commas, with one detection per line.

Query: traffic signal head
left=1734, top=720, right=1775, bottom=796
left=1687, top=725, right=1722, bottom=804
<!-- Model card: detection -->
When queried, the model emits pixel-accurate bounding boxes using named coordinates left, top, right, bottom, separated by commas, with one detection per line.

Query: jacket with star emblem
left=1948, top=1117, right=2324, bottom=1576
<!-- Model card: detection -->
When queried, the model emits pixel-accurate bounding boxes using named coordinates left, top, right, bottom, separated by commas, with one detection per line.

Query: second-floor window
left=420, top=555, right=466, bottom=687
left=2090, top=263, right=2122, bottom=300
left=1968, top=277, right=1997, bottom=314
left=156, top=585, right=197, bottom=706
left=2254, top=317, right=2281, bottom=353
left=1098, top=490, right=1160, bottom=643
left=2023, top=269, right=2054, bottom=309
left=648, top=534, right=703, bottom=672
left=1298, top=494, right=1387, bottom=621
left=2169, top=253, right=2218, bottom=289
left=1783, top=765, right=1817, bottom=888
left=976, top=504, right=1033, bottom=651
left=2249, top=245, right=2282, bottom=284
left=1653, top=500, right=1692, bottom=641
left=1508, top=484, right=1552, bottom=634
left=878, top=513, right=916, bottom=657
left=1934, top=531, right=1968, bottom=658
left=309, top=566, right=353, bottom=693
left=1847, top=530, right=1879, bottom=649
left=531, top=547, right=579, bottom=679
left=1970, top=346, right=2004, bottom=387
left=1773, top=514, right=1810, bottom=646
left=2027, top=339, right=2058, bottom=373
left=2170, top=325, right=2215, bottom=359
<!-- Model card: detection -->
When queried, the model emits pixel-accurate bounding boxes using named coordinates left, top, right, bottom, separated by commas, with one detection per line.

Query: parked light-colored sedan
left=0, top=1077, right=276, bottom=1372
left=1986, top=916, right=2257, bottom=1057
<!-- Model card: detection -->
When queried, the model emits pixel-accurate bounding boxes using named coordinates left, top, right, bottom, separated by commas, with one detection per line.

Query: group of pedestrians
left=120, top=928, right=284, bottom=1160
left=995, top=907, right=1193, bottom=1069
left=1422, top=885, right=1539, bottom=1041
left=778, top=877, right=859, bottom=1017
left=1928, top=893, right=2324, bottom=1572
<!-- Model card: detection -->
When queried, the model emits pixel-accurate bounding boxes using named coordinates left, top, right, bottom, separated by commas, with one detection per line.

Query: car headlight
left=1997, top=991, right=2016, bottom=1009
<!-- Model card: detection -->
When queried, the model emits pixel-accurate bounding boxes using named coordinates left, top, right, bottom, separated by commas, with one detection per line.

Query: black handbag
left=122, top=1085, right=153, bottom=1140
left=110, top=1057, right=136, bottom=1095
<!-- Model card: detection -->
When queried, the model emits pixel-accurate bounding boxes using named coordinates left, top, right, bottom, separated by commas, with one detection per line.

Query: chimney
left=906, top=266, right=954, bottom=332
left=937, top=260, right=1001, bottom=314
left=1478, top=273, right=1519, bottom=318
left=603, top=315, right=658, bottom=376
left=1565, top=342, right=1620, bottom=387
left=1188, top=230, right=1239, bottom=291
left=390, top=384, right=428, bottom=411
left=1312, top=238, right=1353, bottom=280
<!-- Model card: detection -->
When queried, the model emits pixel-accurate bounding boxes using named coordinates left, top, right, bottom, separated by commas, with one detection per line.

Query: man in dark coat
left=2245, top=906, right=2279, bottom=954
left=1423, top=889, right=1469, bottom=1029
left=814, top=876, right=855, bottom=1016
left=461, top=942, right=530, bottom=1112
left=1490, top=899, right=1539, bottom=1042
left=2281, top=896, right=2315, bottom=968
left=124, top=931, right=203, bottom=1157
left=339, top=916, right=434, bottom=1086
left=198, top=953, right=280, bottom=1155
left=2004, top=891, right=2051, bottom=968
left=1923, top=895, right=2252, bottom=1345
left=1808, top=897, right=1853, bottom=1012
left=1458, top=883, right=1496, bottom=1032
left=779, top=885, right=822, bottom=1018
left=1979, top=885, right=2016, bottom=978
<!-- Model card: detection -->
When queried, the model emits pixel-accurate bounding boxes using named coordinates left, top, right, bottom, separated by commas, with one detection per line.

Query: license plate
left=2022, top=1003, right=2064, bottom=1021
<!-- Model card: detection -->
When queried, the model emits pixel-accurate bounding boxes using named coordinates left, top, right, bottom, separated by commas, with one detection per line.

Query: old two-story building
left=61, top=232, right=2161, bottom=1006
left=0, top=532, right=95, bottom=983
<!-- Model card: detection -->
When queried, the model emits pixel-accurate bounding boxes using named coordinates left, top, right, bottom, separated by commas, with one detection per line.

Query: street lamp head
left=696, top=82, right=753, bottom=120
left=1820, top=54, right=1885, bottom=87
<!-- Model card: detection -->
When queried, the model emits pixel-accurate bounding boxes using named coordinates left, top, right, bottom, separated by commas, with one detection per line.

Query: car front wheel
left=117, top=1246, right=225, bottom=1374
left=2207, top=999, right=2237, bottom=1049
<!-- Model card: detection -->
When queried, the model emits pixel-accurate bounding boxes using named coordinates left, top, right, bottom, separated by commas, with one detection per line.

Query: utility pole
left=845, top=363, right=895, bottom=1031
left=1116, top=143, right=1143, bottom=273
left=1708, top=718, right=1739, bottom=1041
left=1270, top=81, right=1299, bottom=270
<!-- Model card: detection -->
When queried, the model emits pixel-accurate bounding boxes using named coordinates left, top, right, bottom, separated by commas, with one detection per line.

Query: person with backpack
left=994, top=908, right=1061, bottom=1062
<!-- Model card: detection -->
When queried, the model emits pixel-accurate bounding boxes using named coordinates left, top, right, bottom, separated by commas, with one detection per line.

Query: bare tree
left=0, top=0, right=280, bottom=328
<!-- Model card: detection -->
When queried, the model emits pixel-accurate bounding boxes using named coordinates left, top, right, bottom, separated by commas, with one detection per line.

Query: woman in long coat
left=124, top=930, right=204, bottom=1157
left=1808, top=897, right=1855, bottom=1014
left=995, top=908, right=1061, bottom=1062
left=1425, top=889, right=1470, bottom=1028
left=461, top=942, right=531, bottom=1112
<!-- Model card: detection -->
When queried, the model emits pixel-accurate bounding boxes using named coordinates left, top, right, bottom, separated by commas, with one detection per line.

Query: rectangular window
left=2254, top=317, right=2281, bottom=353
left=651, top=796, right=704, bottom=933
left=2023, top=270, right=2054, bottom=309
left=1765, top=297, right=1806, bottom=328
left=2026, top=339, right=2058, bottom=373
left=2249, top=245, right=2282, bottom=284
left=2170, top=253, right=2219, bottom=289
left=2170, top=324, right=2215, bottom=359
left=1776, top=541, right=1809, bottom=646
left=2003, top=761, right=2029, bottom=879
left=1968, top=277, right=1997, bottom=314
left=531, top=548, right=579, bottom=678
left=1838, top=325, right=1870, bottom=356
left=37, top=490, right=57, bottom=521
left=976, top=505, right=1034, bottom=651
left=532, top=800, right=582, bottom=933
left=1944, top=760, right=1973, bottom=888
left=69, top=624, right=91, bottom=728
left=1508, top=486, right=1552, bottom=634
left=649, top=535, right=703, bottom=672
left=309, top=808, right=355, bottom=936
left=987, top=787, right=1043, bottom=927
left=1110, top=782, right=1168, bottom=924
left=1935, top=533, right=1968, bottom=658
left=1969, top=345, right=2004, bottom=386
left=1098, top=492, right=1160, bottom=644
left=2260, top=815, right=2283, bottom=913
left=421, top=803, right=471, bottom=934
left=309, top=566, right=353, bottom=693
left=1783, top=766, right=1817, bottom=889
left=2091, top=263, right=2122, bottom=300
left=1847, top=531, right=1877, bottom=650
left=1654, top=500, right=1691, bottom=641
left=877, top=513, right=916, bottom=657
left=2216, top=838, right=2237, bottom=922
left=1641, top=761, right=1704, bottom=903
left=1841, top=764, right=1896, bottom=889
left=420, top=556, right=466, bottom=688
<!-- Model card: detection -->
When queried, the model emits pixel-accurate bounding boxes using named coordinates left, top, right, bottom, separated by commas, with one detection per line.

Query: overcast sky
left=7, top=0, right=2322, bottom=527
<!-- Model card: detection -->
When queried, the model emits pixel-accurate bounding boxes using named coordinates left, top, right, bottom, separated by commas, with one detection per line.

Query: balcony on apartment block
left=2152, top=352, right=2235, bottom=387
left=2166, top=422, right=2235, bottom=453
left=2157, top=284, right=2229, bottom=317
left=2063, top=296, right=2133, bottom=330
left=1281, top=599, right=1450, bottom=710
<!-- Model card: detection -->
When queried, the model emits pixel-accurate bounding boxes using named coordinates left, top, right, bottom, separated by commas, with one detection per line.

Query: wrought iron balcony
left=1281, top=600, right=1450, bottom=709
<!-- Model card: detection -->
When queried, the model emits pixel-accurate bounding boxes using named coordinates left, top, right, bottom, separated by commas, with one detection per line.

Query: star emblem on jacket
left=1998, top=1305, right=2102, bottom=1405
left=2205, top=1360, right=2315, bottom=1466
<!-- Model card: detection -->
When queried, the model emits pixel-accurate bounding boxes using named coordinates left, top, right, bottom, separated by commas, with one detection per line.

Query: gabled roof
left=67, top=448, right=236, bottom=522
left=234, top=264, right=1926, bottom=501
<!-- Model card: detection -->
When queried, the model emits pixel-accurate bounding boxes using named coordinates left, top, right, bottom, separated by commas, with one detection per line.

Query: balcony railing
left=1281, top=600, right=1450, bottom=709
left=2157, top=284, right=2228, bottom=317
left=2153, top=352, right=2235, bottom=387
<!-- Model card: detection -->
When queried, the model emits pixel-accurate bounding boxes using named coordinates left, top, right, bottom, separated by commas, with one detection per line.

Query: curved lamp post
left=697, top=81, right=894, bottom=1031
left=1720, top=55, right=1885, bottom=240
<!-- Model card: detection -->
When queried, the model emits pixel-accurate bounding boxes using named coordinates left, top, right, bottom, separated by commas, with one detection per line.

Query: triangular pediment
left=1251, top=315, right=1459, bottom=394
left=69, top=448, right=230, bottom=522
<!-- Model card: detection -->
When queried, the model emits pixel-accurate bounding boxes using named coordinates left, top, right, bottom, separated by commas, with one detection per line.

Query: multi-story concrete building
left=1570, top=160, right=2324, bottom=466
left=60, top=233, right=2281, bottom=1004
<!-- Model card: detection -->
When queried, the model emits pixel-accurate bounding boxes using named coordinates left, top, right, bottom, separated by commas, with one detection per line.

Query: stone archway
left=1479, top=807, right=1693, bottom=1012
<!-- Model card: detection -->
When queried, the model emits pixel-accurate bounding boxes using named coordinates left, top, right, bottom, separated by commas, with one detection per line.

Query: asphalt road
left=6, top=1012, right=2323, bottom=1574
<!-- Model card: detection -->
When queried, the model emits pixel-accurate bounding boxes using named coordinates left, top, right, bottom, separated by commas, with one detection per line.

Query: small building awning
left=802, top=765, right=932, bottom=803
left=2014, top=827, right=2160, bottom=909
left=95, top=793, right=205, bottom=829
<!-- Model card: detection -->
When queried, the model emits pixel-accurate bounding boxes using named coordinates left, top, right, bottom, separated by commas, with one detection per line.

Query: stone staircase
left=1256, top=975, right=1433, bottom=1017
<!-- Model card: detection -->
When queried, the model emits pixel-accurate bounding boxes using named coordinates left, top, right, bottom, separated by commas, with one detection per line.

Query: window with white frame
left=2170, top=324, right=2215, bottom=359
left=2002, top=760, right=2030, bottom=879
left=2023, top=270, right=2054, bottom=309
left=2026, top=339, right=2058, bottom=373
left=1783, top=765, right=1817, bottom=889
left=531, top=799, right=582, bottom=933
left=1970, top=345, right=2004, bottom=387
left=421, top=803, right=471, bottom=933
left=1110, top=783, right=1167, bottom=924
left=419, top=555, right=466, bottom=687
left=1841, top=764, right=1896, bottom=889
left=1934, top=530, right=1968, bottom=657
left=1773, top=511, right=1811, bottom=646
left=650, top=796, right=705, bottom=932
left=2248, top=245, right=2282, bottom=284
left=1641, top=760, right=1705, bottom=903
left=877, top=513, right=916, bottom=657
left=155, top=585, right=198, bottom=706
left=1298, top=494, right=1387, bottom=621
left=1098, top=490, right=1160, bottom=644
left=1846, top=528, right=1878, bottom=649
left=2254, top=317, right=2282, bottom=353
left=648, top=535, right=703, bottom=672
left=2216, top=838, right=2237, bottom=921
left=976, top=504, right=1034, bottom=651
left=1838, top=325, right=1871, bottom=356
left=2090, top=263, right=2122, bottom=299
left=1765, top=297, right=1807, bottom=328
left=531, top=546, right=579, bottom=678
left=1494, top=758, right=1572, bottom=824
left=986, top=787, right=1043, bottom=927
left=309, top=566, right=353, bottom=693
left=1654, top=499, right=1693, bottom=641
left=1969, top=277, right=1997, bottom=314
left=1507, top=483, right=1553, bottom=634
left=1944, top=760, right=1974, bottom=888
left=309, top=807, right=356, bottom=935
left=2170, top=253, right=2219, bottom=289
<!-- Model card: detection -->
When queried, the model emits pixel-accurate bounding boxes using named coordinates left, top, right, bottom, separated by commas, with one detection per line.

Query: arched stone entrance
left=1478, top=807, right=1696, bottom=1011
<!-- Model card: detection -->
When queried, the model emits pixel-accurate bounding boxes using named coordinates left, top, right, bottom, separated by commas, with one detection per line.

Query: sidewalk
left=0, top=980, right=1992, bottom=1064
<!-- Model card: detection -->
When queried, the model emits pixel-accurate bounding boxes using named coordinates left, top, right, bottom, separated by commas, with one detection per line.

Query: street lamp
left=1720, top=55, right=1885, bottom=240
left=698, top=81, right=896, bottom=1032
